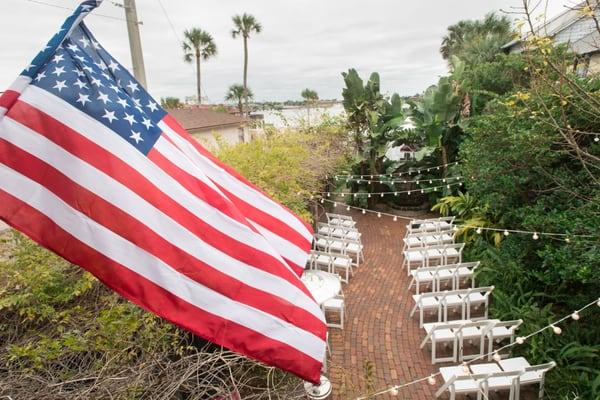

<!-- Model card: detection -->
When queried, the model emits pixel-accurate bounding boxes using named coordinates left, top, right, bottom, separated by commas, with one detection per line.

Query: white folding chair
left=486, top=319, right=523, bottom=360
left=403, top=231, right=454, bottom=251
left=326, top=213, right=356, bottom=228
left=403, top=243, right=465, bottom=275
left=437, top=365, right=522, bottom=400
left=408, top=262, right=480, bottom=294
left=407, top=216, right=455, bottom=235
left=322, top=294, right=345, bottom=329
left=317, top=222, right=361, bottom=243
left=498, top=358, right=556, bottom=400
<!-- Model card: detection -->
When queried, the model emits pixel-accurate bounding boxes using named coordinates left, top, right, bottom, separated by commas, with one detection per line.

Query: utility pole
left=123, top=0, right=147, bottom=88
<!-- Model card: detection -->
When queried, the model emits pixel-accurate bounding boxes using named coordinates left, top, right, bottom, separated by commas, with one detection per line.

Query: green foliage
left=301, top=88, right=319, bottom=102
left=225, top=83, right=254, bottom=114
left=160, top=96, right=183, bottom=109
left=440, top=12, right=513, bottom=64
left=217, top=115, right=351, bottom=221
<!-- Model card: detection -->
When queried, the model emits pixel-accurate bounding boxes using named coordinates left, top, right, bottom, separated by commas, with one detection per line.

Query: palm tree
left=301, top=88, right=318, bottom=124
left=225, top=84, right=254, bottom=115
left=231, top=13, right=262, bottom=116
left=182, top=28, right=217, bottom=105
left=440, top=13, right=512, bottom=64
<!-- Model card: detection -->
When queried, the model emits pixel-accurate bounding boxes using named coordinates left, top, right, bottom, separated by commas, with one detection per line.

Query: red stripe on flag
left=0, top=90, right=20, bottom=110
left=0, top=188, right=323, bottom=384
left=162, top=114, right=314, bottom=234
left=7, top=101, right=309, bottom=291
left=0, top=139, right=326, bottom=336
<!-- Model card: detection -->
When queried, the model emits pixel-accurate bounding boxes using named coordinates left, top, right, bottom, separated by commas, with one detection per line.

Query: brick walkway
left=325, top=208, right=439, bottom=400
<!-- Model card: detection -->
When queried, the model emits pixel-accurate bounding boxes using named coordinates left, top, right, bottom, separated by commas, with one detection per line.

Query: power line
left=155, top=0, right=213, bottom=103
left=23, top=0, right=142, bottom=24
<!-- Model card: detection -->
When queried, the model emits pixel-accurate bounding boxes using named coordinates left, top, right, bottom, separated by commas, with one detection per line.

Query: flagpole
left=123, top=0, right=147, bottom=89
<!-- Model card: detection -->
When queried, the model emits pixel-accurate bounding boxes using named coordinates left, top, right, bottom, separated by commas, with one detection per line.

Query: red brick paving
left=324, top=208, right=439, bottom=400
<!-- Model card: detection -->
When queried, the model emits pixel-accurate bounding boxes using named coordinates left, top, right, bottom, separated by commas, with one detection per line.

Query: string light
left=314, top=181, right=464, bottom=198
left=390, top=387, right=399, bottom=396
left=333, top=161, right=460, bottom=180
left=476, top=227, right=482, bottom=234
left=552, top=325, right=562, bottom=335
left=571, top=312, right=580, bottom=320
left=377, top=212, right=381, bottom=218
left=504, top=230, right=509, bottom=236
left=532, top=232, right=539, bottom=240
left=355, top=297, right=600, bottom=399
left=427, top=375, right=436, bottom=386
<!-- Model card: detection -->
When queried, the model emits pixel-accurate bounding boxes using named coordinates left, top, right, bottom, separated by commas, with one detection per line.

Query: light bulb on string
left=443, top=178, right=446, bottom=183
left=421, top=189, right=424, bottom=194
left=341, top=193, right=345, bottom=197
left=380, top=193, right=384, bottom=198
left=447, top=185, right=450, bottom=189
left=504, top=230, right=510, bottom=236
left=346, top=206, right=351, bottom=211
left=571, top=312, right=580, bottom=320
left=393, top=216, right=398, bottom=222
left=552, top=325, right=562, bottom=335
left=429, top=180, right=432, bottom=184
left=416, top=180, right=420, bottom=185
left=565, top=237, right=570, bottom=243
left=492, top=352, right=502, bottom=362
left=368, top=194, right=372, bottom=198
left=377, top=212, right=381, bottom=218
left=320, top=198, right=324, bottom=204
left=597, top=298, right=600, bottom=307
left=408, top=191, right=411, bottom=195
left=379, top=180, right=383, bottom=184
left=461, top=363, right=470, bottom=373
left=427, top=375, right=436, bottom=386
left=310, top=195, right=314, bottom=200
left=362, top=209, right=366, bottom=215
left=333, top=202, right=338, bottom=208
left=516, top=336, right=525, bottom=345
left=394, top=192, right=398, bottom=196
left=326, top=192, right=331, bottom=197
left=476, top=227, right=482, bottom=234
left=390, top=386, right=399, bottom=396
left=595, top=136, right=599, bottom=142
left=532, top=232, right=539, bottom=240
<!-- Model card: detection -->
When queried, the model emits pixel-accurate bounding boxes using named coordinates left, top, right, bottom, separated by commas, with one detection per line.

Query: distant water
left=254, top=103, right=345, bottom=128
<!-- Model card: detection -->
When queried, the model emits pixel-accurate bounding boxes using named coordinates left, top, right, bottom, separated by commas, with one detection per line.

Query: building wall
left=189, top=125, right=248, bottom=148
left=589, top=53, right=600, bottom=74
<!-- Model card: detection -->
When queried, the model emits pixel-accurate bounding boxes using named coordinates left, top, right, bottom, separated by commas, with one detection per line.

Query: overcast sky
left=1, top=0, right=567, bottom=102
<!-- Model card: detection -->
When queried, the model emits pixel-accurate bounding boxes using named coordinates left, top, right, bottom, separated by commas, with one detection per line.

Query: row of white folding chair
left=313, top=234, right=364, bottom=268
left=436, top=357, right=556, bottom=400
left=420, top=318, right=523, bottom=364
left=408, top=261, right=480, bottom=294
left=403, top=231, right=454, bottom=251
left=316, top=222, right=362, bottom=243
left=326, top=213, right=356, bottom=228
left=308, top=250, right=354, bottom=283
left=410, top=286, right=494, bottom=327
left=403, top=243, right=465, bottom=275
left=406, top=216, right=455, bottom=235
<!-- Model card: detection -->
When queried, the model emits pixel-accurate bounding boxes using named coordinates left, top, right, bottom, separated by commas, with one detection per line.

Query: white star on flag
left=76, top=93, right=91, bottom=106
left=52, top=66, right=66, bottom=77
left=129, top=130, right=143, bottom=143
left=53, top=80, right=67, bottom=92
left=97, top=92, right=111, bottom=104
left=123, top=112, right=136, bottom=125
left=141, top=117, right=153, bottom=130
left=126, top=81, right=139, bottom=93
left=102, top=109, right=118, bottom=123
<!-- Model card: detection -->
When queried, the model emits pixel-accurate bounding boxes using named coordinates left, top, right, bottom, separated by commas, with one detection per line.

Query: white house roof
left=503, top=1, right=600, bottom=55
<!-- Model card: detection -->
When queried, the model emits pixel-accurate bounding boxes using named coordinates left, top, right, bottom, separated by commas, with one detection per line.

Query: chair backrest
left=326, top=213, right=353, bottom=222
left=525, top=361, right=556, bottom=374
left=418, top=286, right=494, bottom=301
left=317, top=222, right=359, bottom=232
left=410, top=216, right=455, bottom=225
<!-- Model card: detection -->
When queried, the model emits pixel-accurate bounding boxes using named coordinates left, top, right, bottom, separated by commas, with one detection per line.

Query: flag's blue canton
left=26, top=23, right=167, bottom=155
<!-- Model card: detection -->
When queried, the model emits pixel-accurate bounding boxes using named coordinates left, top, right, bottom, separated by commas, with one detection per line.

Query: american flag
left=0, top=0, right=325, bottom=383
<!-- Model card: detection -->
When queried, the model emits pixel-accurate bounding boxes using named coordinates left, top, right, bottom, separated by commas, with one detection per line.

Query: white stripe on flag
left=0, top=162, right=326, bottom=363
left=0, top=116, right=324, bottom=322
